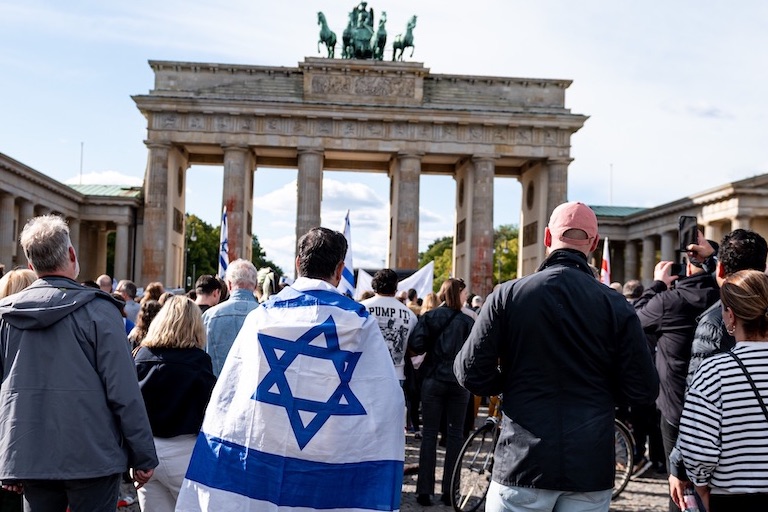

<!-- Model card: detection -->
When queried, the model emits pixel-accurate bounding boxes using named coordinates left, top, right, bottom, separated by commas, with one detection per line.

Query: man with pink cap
left=455, top=201, right=659, bottom=512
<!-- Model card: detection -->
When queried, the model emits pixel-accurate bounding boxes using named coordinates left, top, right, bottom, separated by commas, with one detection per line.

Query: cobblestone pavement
left=400, top=430, right=669, bottom=512
left=117, top=431, right=669, bottom=512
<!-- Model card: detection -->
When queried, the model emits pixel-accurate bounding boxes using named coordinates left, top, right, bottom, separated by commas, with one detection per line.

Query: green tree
left=185, top=215, right=219, bottom=288
left=494, top=224, right=519, bottom=284
left=417, top=225, right=520, bottom=292
left=418, top=236, right=453, bottom=292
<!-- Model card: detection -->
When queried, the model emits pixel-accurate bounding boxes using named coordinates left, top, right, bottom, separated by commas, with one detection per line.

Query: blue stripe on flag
left=186, top=433, right=403, bottom=511
left=341, top=266, right=355, bottom=285
left=264, top=289, right=369, bottom=318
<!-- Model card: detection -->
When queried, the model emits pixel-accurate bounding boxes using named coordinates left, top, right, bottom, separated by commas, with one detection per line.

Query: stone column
left=141, top=143, right=171, bottom=284
left=624, top=240, right=638, bottom=281
left=114, top=222, right=130, bottom=280
left=17, top=200, right=35, bottom=266
left=222, top=145, right=254, bottom=262
left=0, top=194, right=15, bottom=269
left=732, top=216, right=751, bottom=230
left=96, top=223, right=109, bottom=277
left=296, top=148, right=324, bottom=248
left=641, top=236, right=656, bottom=287
left=388, top=153, right=421, bottom=270
left=660, top=231, right=676, bottom=262
left=546, top=159, right=570, bottom=218
left=68, top=218, right=81, bottom=257
left=470, top=156, right=495, bottom=297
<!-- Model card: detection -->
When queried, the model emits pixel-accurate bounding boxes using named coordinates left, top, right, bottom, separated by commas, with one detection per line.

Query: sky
left=2, top=1, right=767, bottom=275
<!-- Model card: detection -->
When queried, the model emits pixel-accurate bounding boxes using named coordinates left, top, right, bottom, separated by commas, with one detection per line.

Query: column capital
left=397, top=151, right=424, bottom=159
left=547, top=157, right=573, bottom=166
left=297, top=147, right=324, bottom=156
left=472, top=154, right=498, bottom=163
left=143, top=140, right=172, bottom=150
left=221, top=144, right=251, bottom=154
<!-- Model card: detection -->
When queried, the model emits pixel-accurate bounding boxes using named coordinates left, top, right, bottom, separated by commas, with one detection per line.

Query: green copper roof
left=590, top=205, right=646, bottom=217
left=68, top=184, right=142, bottom=198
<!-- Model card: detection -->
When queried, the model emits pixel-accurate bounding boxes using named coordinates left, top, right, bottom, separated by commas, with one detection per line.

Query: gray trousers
left=22, top=473, right=121, bottom=512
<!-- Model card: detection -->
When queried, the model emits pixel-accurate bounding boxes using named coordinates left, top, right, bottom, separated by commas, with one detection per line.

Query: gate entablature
left=134, top=58, right=586, bottom=295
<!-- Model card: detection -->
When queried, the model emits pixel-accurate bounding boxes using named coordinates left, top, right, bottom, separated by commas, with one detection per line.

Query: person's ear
left=590, top=235, right=600, bottom=253
left=716, top=261, right=726, bottom=279
left=544, top=227, right=552, bottom=247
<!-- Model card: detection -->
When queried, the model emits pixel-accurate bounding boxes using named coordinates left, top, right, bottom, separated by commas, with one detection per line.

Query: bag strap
left=725, top=350, right=768, bottom=422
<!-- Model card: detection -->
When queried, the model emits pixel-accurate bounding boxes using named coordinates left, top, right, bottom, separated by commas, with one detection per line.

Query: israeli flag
left=218, top=206, right=229, bottom=279
left=176, top=278, right=405, bottom=512
left=337, top=211, right=355, bottom=298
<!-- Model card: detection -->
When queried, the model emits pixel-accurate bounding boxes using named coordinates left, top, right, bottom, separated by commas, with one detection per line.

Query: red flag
left=600, top=237, right=611, bottom=285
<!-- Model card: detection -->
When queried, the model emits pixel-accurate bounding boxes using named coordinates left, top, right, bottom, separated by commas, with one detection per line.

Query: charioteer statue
left=316, top=3, right=415, bottom=61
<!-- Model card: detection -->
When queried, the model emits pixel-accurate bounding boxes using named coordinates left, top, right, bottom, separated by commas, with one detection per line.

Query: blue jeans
left=416, top=377, right=470, bottom=496
left=486, top=480, right=612, bottom=512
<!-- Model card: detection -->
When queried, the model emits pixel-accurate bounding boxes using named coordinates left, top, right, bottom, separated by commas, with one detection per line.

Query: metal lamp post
left=185, top=226, right=197, bottom=290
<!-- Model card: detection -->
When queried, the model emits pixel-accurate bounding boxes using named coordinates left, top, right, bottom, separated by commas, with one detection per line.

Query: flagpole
left=218, top=206, right=229, bottom=279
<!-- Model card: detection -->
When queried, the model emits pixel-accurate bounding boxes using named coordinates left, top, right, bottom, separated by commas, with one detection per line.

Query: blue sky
left=2, top=1, right=766, bottom=274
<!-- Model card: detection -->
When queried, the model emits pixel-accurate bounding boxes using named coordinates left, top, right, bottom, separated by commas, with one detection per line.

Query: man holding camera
left=634, top=230, right=720, bottom=512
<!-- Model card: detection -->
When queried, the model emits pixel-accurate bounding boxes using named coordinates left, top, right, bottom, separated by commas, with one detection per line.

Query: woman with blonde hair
left=409, top=278, right=475, bottom=506
left=0, top=269, right=36, bottom=299
left=133, top=296, right=216, bottom=512
left=678, top=269, right=768, bottom=510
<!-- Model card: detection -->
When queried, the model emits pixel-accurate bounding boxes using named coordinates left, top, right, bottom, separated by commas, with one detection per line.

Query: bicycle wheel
left=613, top=419, right=634, bottom=499
left=450, top=420, right=497, bottom=512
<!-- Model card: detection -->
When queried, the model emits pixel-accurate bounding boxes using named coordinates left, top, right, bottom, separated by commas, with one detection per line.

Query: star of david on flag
left=255, top=315, right=366, bottom=449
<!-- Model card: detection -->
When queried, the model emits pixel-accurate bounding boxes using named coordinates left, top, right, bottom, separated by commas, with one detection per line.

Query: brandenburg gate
left=133, top=57, right=586, bottom=297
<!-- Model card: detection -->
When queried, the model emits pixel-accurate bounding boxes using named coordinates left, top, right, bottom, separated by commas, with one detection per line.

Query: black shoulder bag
left=725, top=351, right=768, bottom=421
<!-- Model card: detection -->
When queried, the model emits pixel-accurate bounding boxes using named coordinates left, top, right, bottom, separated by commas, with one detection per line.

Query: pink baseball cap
left=548, top=201, right=598, bottom=247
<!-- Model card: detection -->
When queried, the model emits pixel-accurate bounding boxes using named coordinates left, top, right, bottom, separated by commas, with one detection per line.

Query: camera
left=670, top=263, right=685, bottom=277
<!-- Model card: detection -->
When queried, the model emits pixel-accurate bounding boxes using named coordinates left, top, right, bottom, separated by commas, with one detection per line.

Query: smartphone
left=670, top=263, right=684, bottom=277
left=678, top=215, right=698, bottom=252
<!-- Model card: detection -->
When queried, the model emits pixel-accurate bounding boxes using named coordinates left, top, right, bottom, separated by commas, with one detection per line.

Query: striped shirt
left=679, top=343, right=768, bottom=494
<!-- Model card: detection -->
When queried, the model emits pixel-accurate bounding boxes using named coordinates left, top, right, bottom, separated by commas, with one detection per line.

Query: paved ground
left=118, top=430, right=670, bottom=511
left=400, top=430, right=669, bottom=512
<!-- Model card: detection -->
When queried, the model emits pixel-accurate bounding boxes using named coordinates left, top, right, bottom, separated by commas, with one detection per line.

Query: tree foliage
left=417, top=225, right=520, bottom=292
left=184, top=214, right=283, bottom=290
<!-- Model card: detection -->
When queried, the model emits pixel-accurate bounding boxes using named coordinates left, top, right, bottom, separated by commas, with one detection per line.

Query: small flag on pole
left=218, top=206, right=229, bottom=279
left=337, top=211, right=355, bottom=298
left=600, top=236, right=611, bottom=286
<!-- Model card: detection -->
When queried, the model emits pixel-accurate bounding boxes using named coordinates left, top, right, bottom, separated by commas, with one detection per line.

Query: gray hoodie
left=0, top=276, right=157, bottom=479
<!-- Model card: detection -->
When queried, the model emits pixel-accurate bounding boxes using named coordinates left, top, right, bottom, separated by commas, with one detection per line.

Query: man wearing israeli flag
left=177, top=227, right=405, bottom=512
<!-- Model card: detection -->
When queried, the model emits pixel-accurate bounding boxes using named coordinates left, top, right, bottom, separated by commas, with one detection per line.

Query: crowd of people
left=1, top=207, right=768, bottom=511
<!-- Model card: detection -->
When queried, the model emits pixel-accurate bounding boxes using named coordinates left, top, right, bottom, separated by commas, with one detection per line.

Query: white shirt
left=361, top=294, right=418, bottom=380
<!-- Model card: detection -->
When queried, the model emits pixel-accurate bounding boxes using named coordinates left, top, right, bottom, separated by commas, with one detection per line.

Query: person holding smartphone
left=634, top=228, right=721, bottom=512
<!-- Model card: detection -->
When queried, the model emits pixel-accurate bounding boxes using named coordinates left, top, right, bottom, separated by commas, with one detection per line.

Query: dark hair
left=719, top=229, right=768, bottom=276
left=407, top=288, right=418, bottom=301
left=437, top=278, right=465, bottom=311
left=81, top=280, right=99, bottom=289
left=130, top=299, right=163, bottom=348
left=720, top=270, right=768, bottom=339
left=622, top=279, right=644, bottom=299
left=297, top=227, right=347, bottom=280
left=371, top=269, right=398, bottom=295
left=195, top=274, right=221, bottom=295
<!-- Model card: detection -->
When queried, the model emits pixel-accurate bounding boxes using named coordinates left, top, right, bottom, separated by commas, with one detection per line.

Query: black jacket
left=134, top=346, right=217, bottom=438
left=455, top=250, right=658, bottom=492
left=409, top=305, right=474, bottom=384
left=634, top=272, right=719, bottom=425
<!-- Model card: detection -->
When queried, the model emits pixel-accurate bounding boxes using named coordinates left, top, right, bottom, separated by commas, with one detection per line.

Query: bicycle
left=450, top=400, right=635, bottom=512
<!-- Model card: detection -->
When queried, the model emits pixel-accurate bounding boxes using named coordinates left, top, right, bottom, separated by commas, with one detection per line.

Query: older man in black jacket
left=455, top=201, right=659, bottom=512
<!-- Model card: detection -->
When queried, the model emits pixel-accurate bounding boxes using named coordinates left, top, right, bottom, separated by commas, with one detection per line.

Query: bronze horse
left=317, top=12, right=337, bottom=58
left=392, top=15, right=417, bottom=61
left=371, top=11, right=387, bottom=60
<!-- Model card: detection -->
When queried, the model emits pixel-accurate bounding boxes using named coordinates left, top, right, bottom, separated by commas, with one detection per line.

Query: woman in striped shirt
left=678, top=269, right=768, bottom=511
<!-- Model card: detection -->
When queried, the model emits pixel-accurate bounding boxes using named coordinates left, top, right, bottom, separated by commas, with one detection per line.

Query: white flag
left=600, top=237, right=611, bottom=285
left=218, top=206, right=229, bottom=279
left=176, top=279, right=405, bottom=512
left=337, top=211, right=355, bottom=297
